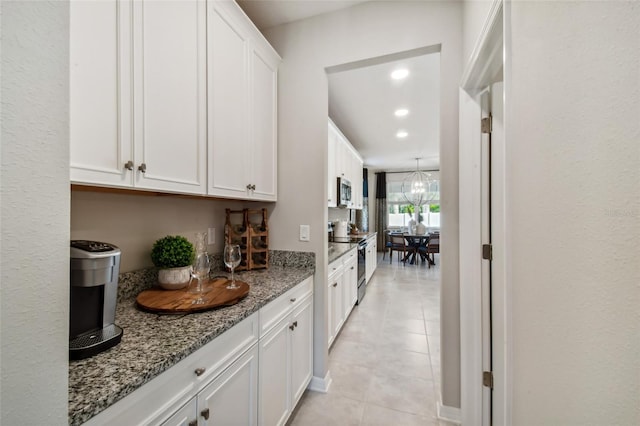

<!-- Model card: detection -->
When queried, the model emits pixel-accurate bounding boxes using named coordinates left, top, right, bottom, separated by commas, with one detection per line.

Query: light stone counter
left=68, top=251, right=314, bottom=425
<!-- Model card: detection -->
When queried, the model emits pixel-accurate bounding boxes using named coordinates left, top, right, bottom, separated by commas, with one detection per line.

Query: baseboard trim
left=307, top=371, right=332, bottom=393
left=437, top=402, right=462, bottom=424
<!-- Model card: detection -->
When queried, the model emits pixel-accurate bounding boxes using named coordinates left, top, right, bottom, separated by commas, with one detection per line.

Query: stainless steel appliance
left=69, top=240, right=123, bottom=360
left=337, top=177, right=352, bottom=208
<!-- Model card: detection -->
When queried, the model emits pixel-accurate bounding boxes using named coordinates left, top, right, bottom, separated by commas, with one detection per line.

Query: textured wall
left=507, top=2, right=640, bottom=424
left=1, top=1, right=70, bottom=423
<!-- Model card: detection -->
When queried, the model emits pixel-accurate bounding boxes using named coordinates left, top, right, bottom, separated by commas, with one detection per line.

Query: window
left=387, top=171, right=440, bottom=230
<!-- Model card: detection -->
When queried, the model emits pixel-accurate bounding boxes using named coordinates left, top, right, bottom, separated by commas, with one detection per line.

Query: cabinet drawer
left=85, top=312, right=259, bottom=426
left=259, top=276, right=313, bottom=337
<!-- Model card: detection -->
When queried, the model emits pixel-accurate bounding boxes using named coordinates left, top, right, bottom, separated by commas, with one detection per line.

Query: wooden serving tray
left=136, top=277, right=249, bottom=314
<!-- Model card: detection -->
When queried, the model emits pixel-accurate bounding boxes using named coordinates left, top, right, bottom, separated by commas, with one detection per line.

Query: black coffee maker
left=69, top=240, right=123, bottom=360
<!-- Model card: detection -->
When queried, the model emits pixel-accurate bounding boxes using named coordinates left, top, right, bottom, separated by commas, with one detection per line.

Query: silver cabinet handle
left=195, top=367, right=206, bottom=376
left=138, top=163, right=147, bottom=173
left=124, top=160, right=134, bottom=171
left=201, top=408, right=210, bottom=420
left=290, top=297, right=297, bottom=303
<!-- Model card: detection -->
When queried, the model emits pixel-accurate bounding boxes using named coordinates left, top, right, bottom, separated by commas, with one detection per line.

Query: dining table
left=390, top=232, right=433, bottom=265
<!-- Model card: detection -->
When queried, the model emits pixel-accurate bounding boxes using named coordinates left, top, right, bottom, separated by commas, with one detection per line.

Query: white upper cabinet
left=328, top=118, right=363, bottom=209
left=327, top=122, right=337, bottom=207
left=133, top=0, right=207, bottom=194
left=70, top=0, right=133, bottom=187
left=70, top=0, right=207, bottom=195
left=208, top=1, right=280, bottom=201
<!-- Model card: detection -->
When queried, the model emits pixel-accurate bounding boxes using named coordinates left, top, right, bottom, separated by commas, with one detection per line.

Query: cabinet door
left=327, top=122, right=337, bottom=207
left=198, top=344, right=259, bottom=426
left=249, top=42, right=278, bottom=201
left=207, top=3, right=250, bottom=199
left=259, top=319, right=290, bottom=426
left=70, top=0, right=133, bottom=187
left=133, top=0, right=207, bottom=194
left=160, top=397, right=197, bottom=426
left=328, top=272, right=343, bottom=347
left=290, top=295, right=313, bottom=406
left=345, top=256, right=358, bottom=313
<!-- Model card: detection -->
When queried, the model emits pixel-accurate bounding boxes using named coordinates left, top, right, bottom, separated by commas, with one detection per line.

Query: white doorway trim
left=459, top=0, right=510, bottom=425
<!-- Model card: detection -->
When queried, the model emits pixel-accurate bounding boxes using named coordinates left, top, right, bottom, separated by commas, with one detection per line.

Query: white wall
left=0, top=1, right=70, bottom=423
left=263, top=0, right=463, bottom=407
left=505, top=1, right=640, bottom=424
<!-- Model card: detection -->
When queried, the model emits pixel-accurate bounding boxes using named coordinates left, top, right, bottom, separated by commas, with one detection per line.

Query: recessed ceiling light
left=394, top=108, right=409, bottom=117
left=396, top=130, right=408, bottom=138
left=391, top=69, right=409, bottom=80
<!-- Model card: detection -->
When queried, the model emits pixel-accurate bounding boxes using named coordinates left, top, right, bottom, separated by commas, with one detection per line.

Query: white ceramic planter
left=158, top=266, right=192, bottom=290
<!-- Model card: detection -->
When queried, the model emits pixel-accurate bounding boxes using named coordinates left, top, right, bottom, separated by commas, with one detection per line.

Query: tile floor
left=287, top=252, right=453, bottom=426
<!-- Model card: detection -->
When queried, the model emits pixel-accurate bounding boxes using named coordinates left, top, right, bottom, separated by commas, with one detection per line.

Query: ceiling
left=237, top=0, right=441, bottom=172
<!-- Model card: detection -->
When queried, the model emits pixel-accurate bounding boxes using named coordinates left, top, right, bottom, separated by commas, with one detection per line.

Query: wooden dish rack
left=224, top=208, right=269, bottom=271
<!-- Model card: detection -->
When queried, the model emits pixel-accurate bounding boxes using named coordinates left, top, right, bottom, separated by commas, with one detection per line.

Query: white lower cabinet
left=83, top=277, right=313, bottom=426
left=259, top=278, right=313, bottom=426
left=327, top=248, right=358, bottom=348
left=160, top=397, right=197, bottom=426
left=197, top=344, right=259, bottom=425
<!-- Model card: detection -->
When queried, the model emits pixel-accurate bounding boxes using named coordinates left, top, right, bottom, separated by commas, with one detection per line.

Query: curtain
left=355, top=168, right=368, bottom=232
left=375, top=172, right=387, bottom=250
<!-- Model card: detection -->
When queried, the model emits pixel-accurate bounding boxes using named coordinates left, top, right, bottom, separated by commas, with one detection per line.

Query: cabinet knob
left=138, top=163, right=147, bottom=173
left=289, top=324, right=295, bottom=331
left=124, top=160, right=134, bottom=171
left=195, top=367, right=206, bottom=376
left=201, top=408, right=210, bottom=420
left=246, top=184, right=252, bottom=190
left=350, top=266, right=354, bottom=270
left=293, top=321, right=298, bottom=328
left=333, top=282, right=338, bottom=287
left=188, top=421, right=198, bottom=426
left=251, top=184, right=256, bottom=190
left=290, top=297, right=296, bottom=303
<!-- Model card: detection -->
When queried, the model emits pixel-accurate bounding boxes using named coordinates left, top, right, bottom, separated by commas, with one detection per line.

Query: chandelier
left=401, top=158, right=436, bottom=206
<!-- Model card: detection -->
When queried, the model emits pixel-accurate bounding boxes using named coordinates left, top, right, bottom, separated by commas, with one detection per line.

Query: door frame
left=459, top=0, right=510, bottom=424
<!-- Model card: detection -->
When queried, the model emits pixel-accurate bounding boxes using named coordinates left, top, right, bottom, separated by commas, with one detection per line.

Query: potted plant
left=151, top=235, right=195, bottom=290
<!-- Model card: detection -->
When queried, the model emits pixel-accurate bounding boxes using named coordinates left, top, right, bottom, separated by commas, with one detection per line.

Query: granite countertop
left=68, top=259, right=314, bottom=425
left=328, top=231, right=377, bottom=264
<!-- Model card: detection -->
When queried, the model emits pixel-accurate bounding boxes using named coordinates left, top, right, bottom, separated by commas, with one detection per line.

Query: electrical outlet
left=208, top=228, right=215, bottom=244
left=299, top=225, right=310, bottom=242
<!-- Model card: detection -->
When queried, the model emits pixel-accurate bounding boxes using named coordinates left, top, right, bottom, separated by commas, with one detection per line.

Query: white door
left=198, top=344, right=259, bottom=426
left=480, top=88, right=493, bottom=426
left=208, top=3, right=250, bottom=199
left=258, top=319, right=290, bottom=426
left=249, top=43, right=278, bottom=201
left=290, top=295, right=313, bottom=406
left=159, top=397, right=197, bottom=426
left=70, top=0, right=133, bottom=187
left=133, top=0, right=207, bottom=194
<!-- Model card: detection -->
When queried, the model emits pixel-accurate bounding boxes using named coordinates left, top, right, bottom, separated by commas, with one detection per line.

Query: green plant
left=150, top=235, right=194, bottom=268
left=429, top=204, right=440, bottom=213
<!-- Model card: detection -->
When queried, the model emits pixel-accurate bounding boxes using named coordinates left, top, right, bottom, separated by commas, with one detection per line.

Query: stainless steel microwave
left=337, top=177, right=351, bottom=208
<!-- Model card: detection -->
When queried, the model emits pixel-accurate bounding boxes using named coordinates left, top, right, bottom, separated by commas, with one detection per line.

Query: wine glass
left=224, top=244, right=242, bottom=290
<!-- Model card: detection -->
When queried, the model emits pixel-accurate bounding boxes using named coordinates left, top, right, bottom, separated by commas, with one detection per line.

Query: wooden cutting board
left=136, top=277, right=249, bottom=314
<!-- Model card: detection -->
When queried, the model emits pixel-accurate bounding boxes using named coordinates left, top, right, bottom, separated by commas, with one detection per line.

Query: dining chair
left=425, top=234, right=439, bottom=267
left=382, top=230, right=393, bottom=260
left=388, top=234, right=414, bottom=265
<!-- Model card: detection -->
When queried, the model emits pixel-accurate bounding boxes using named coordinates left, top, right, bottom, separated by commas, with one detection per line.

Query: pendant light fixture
left=401, top=158, right=435, bottom=206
